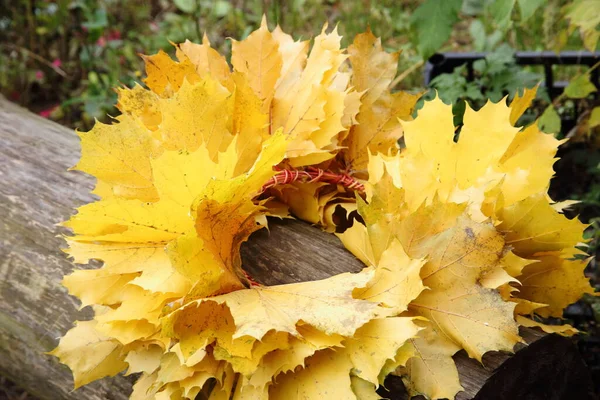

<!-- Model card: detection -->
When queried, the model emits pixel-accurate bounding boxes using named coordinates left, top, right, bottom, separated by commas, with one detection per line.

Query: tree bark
left=0, top=95, right=582, bottom=400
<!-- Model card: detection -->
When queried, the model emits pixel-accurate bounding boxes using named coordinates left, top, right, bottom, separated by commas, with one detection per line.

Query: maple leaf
left=401, top=326, right=463, bottom=400
left=231, top=17, right=282, bottom=109
left=49, top=320, right=128, bottom=388
left=163, top=270, right=378, bottom=346
left=142, top=50, right=200, bottom=97
left=339, top=29, right=421, bottom=175
left=175, top=35, right=231, bottom=84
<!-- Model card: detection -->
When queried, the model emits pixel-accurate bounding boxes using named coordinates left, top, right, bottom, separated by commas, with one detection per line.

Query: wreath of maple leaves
left=50, top=19, right=594, bottom=400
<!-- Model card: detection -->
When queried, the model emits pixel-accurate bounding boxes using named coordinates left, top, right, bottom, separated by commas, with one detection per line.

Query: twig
left=391, top=59, right=424, bottom=89
left=1, top=44, right=69, bottom=78
left=551, top=60, right=600, bottom=108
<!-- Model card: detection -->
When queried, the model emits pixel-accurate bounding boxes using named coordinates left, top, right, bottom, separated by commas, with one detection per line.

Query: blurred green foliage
left=0, top=0, right=425, bottom=128
left=2, top=0, right=597, bottom=130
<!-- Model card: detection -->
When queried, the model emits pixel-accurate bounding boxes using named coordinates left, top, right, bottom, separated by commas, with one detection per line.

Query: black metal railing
left=424, top=51, right=600, bottom=101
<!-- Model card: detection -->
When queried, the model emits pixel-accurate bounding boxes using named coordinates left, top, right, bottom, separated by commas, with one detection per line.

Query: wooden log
left=0, top=95, right=588, bottom=400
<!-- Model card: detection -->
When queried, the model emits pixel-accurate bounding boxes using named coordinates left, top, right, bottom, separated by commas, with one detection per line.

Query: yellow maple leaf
left=164, top=269, right=379, bottom=344
left=343, top=317, right=421, bottom=385
left=49, top=320, right=127, bottom=388
left=509, top=84, right=539, bottom=125
left=269, top=349, right=355, bottom=399
left=402, top=327, right=463, bottom=399
left=497, top=193, right=587, bottom=256
left=124, top=343, right=164, bottom=375
left=157, top=77, right=233, bottom=155
left=517, top=252, right=594, bottom=317
left=73, top=114, right=162, bottom=202
left=271, top=25, right=348, bottom=166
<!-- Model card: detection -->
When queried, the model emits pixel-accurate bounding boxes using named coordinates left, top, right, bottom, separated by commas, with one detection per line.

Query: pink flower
left=38, top=105, right=58, bottom=118
left=96, top=36, right=106, bottom=47
left=35, top=70, right=44, bottom=80
left=52, top=58, right=62, bottom=68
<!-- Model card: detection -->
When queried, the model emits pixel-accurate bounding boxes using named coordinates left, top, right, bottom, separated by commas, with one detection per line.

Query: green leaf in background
left=589, top=106, right=600, bottom=129
left=213, top=1, right=232, bottom=17
left=563, top=0, right=600, bottom=52
left=410, top=0, right=462, bottom=59
left=517, top=0, right=546, bottom=22
left=81, top=8, right=108, bottom=31
left=543, top=0, right=566, bottom=52
left=538, top=105, right=561, bottom=134
left=565, top=73, right=597, bottom=99
left=174, top=0, right=197, bottom=14
left=462, top=0, right=485, bottom=16
left=490, top=0, right=516, bottom=32
left=469, top=20, right=486, bottom=52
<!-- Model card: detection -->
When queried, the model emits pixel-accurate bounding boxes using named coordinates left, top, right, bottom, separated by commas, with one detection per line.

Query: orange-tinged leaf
left=231, top=17, right=282, bottom=108
left=191, top=132, right=287, bottom=280
left=167, top=231, right=243, bottom=297
left=229, top=72, right=270, bottom=174
left=343, top=91, right=420, bottom=174
left=348, top=28, right=398, bottom=107
left=176, top=35, right=231, bottom=85
left=143, top=50, right=200, bottom=97
left=271, top=25, right=348, bottom=166
left=116, top=84, right=162, bottom=131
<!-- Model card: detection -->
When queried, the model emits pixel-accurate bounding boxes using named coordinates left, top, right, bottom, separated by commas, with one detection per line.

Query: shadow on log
left=0, top=95, right=594, bottom=399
